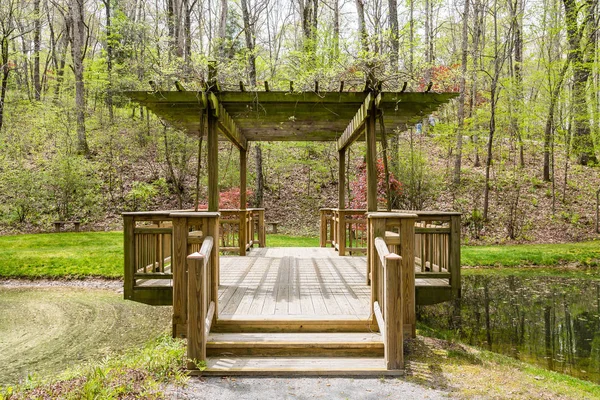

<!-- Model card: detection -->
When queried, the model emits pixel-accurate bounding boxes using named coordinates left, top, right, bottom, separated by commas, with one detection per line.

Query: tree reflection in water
left=418, top=276, right=600, bottom=383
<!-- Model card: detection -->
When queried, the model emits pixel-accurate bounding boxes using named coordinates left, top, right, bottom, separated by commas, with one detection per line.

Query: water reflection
left=418, top=275, right=600, bottom=383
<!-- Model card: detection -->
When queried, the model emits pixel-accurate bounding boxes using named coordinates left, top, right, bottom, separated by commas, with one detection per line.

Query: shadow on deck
left=133, top=247, right=452, bottom=309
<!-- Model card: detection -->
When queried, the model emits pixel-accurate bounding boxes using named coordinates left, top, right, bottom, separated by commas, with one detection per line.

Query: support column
left=366, top=105, right=378, bottom=212
left=239, top=149, right=247, bottom=256
left=338, top=147, right=346, bottom=209
left=207, top=112, right=218, bottom=212
left=240, top=149, right=247, bottom=208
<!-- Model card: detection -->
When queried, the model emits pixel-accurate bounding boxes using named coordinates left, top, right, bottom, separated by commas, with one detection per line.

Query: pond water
left=418, top=275, right=600, bottom=384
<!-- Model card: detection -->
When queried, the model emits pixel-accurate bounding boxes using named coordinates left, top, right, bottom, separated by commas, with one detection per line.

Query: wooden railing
left=391, top=211, right=461, bottom=298
left=123, top=211, right=176, bottom=304
left=320, top=208, right=367, bottom=255
left=123, top=208, right=265, bottom=307
left=219, top=208, right=265, bottom=255
left=187, top=236, right=215, bottom=369
left=170, top=212, right=220, bottom=339
left=368, top=212, right=417, bottom=370
left=321, top=208, right=461, bottom=298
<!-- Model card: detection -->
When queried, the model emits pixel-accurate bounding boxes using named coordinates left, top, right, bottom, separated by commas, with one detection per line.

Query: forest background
left=0, top=0, right=599, bottom=245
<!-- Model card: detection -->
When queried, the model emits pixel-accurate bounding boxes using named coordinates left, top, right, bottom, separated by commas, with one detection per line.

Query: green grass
left=1, top=334, right=187, bottom=399
left=0, top=232, right=123, bottom=278
left=1, top=231, right=599, bottom=278
left=266, top=234, right=319, bottom=247
left=462, top=240, right=600, bottom=268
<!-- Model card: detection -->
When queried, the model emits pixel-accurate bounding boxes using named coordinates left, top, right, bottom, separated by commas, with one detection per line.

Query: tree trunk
left=563, top=0, right=597, bottom=165
left=70, top=0, right=89, bottom=155
left=103, top=0, right=114, bottom=123
left=34, top=0, right=42, bottom=101
left=0, top=37, right=9, bottom=132
left=543, top=58, right=570, bottom=181
left=513, top=0, right=525, bottom=167
left=453, top=0, right=469, bottom=185
left=255, top=144, right=264, bottom=207
left=483, top=0, right=501, bottom=221
left=217, top=0, right=227, bottom=59
left=240, top=0, right=257, bottom=86
left=388, top=0, right=399, bottom=73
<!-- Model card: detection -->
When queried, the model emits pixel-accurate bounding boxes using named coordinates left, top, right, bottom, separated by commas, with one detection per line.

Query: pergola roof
left=124, top=90, right=458, bottom=148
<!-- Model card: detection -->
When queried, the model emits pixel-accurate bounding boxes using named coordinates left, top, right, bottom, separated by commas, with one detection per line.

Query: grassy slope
left=0, top=232, right=599, bottom=278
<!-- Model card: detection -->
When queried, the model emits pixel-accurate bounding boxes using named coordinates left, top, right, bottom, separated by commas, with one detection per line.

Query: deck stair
left=200, top=331, right=397, bottom=376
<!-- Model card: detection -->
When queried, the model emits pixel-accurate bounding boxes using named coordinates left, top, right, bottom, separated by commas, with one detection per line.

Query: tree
left=69, top=0, right=89, bottom=155
left=454, top=0, right=470, bottom=185
left=563, top=0, right=597, bottom=165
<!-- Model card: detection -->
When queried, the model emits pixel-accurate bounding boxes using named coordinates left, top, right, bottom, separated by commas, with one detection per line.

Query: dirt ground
left=0, top=285, right=171, bottom=386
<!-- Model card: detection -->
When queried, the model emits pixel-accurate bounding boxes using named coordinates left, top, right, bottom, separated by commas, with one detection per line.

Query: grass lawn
left=0, top=232, right=123, bottom=278
left=0, top=231, right=599, bottom=278
left=462, top=240, right=600, bottom=267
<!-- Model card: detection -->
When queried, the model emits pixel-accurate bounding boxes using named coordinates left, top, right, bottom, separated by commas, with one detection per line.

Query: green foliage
left=45, top=154, right=101, bottom=221
left=1, top=334, right=187, bottom=399
left=126, top=179, right=167, bottom=211
left=395, top=132, right=442, bottom=210
left=0, top=161, right=41, bottom=224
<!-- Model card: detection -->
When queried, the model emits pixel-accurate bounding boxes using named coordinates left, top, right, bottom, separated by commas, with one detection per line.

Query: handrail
left=186, top=235, right=215, bottom=369
left=320, top=208, right=462, bottom=298
left=372, top=231, right=405, bottom=370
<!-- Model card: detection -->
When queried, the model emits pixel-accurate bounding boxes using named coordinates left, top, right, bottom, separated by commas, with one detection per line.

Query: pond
left=418, top=275, right=600, bottom=384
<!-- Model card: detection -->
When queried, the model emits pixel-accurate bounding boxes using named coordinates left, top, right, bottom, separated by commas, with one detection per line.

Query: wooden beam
left=365, top=102, right=378, bottom=212
left=337, top=93, right=374, bottom=150
left=216, top=101, right=248, bottom=150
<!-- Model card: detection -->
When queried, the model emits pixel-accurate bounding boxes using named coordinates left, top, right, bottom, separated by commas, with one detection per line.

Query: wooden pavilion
left=122, top=71, right=459, bottom=375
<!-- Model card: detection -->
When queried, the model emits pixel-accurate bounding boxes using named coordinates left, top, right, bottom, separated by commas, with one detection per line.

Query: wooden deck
left=218, top=247, right=451, bottom=320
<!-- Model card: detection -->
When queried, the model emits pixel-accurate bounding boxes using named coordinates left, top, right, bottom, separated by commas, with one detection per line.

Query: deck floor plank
left=217, top=247, right=450, bottom=319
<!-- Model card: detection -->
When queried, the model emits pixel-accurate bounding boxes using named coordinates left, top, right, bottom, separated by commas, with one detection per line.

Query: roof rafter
left=337, top=93, right=381, bottom=150
left=209, top=93, right=247, bottom=150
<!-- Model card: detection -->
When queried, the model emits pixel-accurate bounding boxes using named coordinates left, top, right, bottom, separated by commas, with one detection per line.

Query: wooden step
left=213, top=315, right=378, bottom=333
left=207, top=332, right=384, bottom=357
left=194, top=356, right=402, bottom=376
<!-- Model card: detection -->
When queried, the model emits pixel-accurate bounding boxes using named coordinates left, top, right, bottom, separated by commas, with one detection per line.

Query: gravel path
left=167, top=377, right=453, bottom=399
left=0, top=278, right=123, bottom=290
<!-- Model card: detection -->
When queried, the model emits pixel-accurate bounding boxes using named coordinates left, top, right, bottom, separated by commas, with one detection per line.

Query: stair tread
left=207, top=332, right=383, bottom=345
left=197, top=356, right=401, bottom=376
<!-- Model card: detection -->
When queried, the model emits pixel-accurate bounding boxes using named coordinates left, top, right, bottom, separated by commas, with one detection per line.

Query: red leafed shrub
left=198, top=187, right=253, bottom=209
left=349, top=159, right=402, bottom=209
left=418, top=64, right=460, bottom=93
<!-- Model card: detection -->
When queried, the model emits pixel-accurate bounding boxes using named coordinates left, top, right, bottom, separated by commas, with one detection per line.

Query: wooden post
left=257, top=209, right=265, bottom=247
left=368, top=216, right=386, bottom=302
left=187, top=254, right=207, bottom=368
left=366, top=105, right=378, bottom=212
left=239, top=210, right=247, bottom=256
left=338, top=148, right=346, bottom=208
left=384, top=253, right=403, bottom=369
left=171, top=215, right=189, bottom=338
left=337, top=209, right=346, bottom=256
left=240, top=149, right=247, bottom=208
left=123, top=215, right=135, bottom=300
left=320, top=209, right=327, bottom=247
left=240, top=149, right=247, bottom=255
left=449, top=214, right=461, bottom=298
left=207, top=111, right=219, bottom=212
left=399, top=217, right=416, bottom=338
